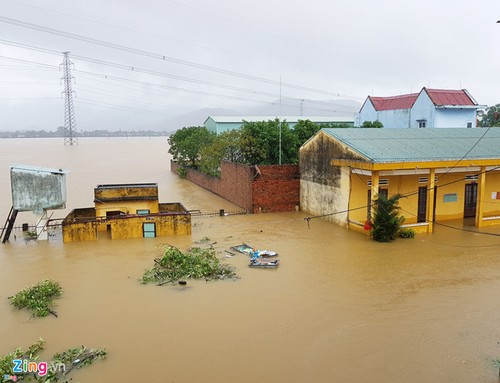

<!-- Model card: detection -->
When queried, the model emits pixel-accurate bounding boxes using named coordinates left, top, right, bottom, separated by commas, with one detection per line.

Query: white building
left=356, top=87, right=482, bottom=129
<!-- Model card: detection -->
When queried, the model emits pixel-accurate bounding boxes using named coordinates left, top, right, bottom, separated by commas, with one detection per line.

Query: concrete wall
left=94, top=184, right=158, bottom=202
left=299, top=131, right=364, bottom=224
left=109, top=213, right=191, bottom=239
left=357, top=101, right=379, bottom=127
left=62, top=208, right=98, bottom=242
left=171, top=160, right=299, bottom=213
left=379, top=109, right=412, bottom=128
left=434, top=108, right=476, bottom=128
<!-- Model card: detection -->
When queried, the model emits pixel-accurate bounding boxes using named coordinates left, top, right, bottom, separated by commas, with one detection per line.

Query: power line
left=0, top=16, right=358, bottom=99
left=0, top=39, right=358, bottom=113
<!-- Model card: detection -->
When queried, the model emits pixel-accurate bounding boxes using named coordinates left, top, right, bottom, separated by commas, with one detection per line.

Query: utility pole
left=61, top=52, right=78, bottom=145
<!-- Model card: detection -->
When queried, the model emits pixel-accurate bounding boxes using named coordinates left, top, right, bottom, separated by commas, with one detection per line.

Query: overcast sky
left=1, top=0, right=499, bottom=131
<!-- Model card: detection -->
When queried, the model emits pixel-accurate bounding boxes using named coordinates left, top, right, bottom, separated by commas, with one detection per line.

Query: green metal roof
left=321, top=128, right=500, bottom=163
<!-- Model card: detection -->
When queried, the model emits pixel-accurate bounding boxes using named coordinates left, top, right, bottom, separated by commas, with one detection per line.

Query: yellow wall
left=95, top=200, right=160, bottom=232
left=109, top=214, right=191, bottom=239
left=95, top=200, right=159, bottom=216
left=348, top=169, right=500, bottom=230
left=94, top=184, right=158, bottom=201
left=482, top=172, right=500, bottom=218
left=62, top=221, right=98, bottom=242
left=349, top=174, right=370, bottom=223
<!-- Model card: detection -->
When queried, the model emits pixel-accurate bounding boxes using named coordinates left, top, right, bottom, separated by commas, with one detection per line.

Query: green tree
left=168, top=126, right=215, bottom=168
left=293, top=119, right=322, bottom=143
left=371, top=194, right=405, bottom=242
left=319, top=122, right=354, bottom=129
left=240, top=119, right=299, bottom=165
left=477, top=104, right=500, bottom=127
left=199, top=130, right=243, bottom=176
left=362, top=120, right=384, bottom=128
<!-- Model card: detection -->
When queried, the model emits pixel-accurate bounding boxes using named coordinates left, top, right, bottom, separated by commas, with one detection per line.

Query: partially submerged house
left=62, top=183, right=191, bottom=242
left=204, top=115, right=354, bottom=134
left=300, top=128, right=500, bottom=233
left=356, top=88, right=482, bottom=129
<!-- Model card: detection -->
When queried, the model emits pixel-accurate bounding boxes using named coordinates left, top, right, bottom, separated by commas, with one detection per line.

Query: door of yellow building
left=143, top=222, right=156, bottom=238
left=417, top=187, right=427, bottom=222
left=464, top=183, right=477, bottom=218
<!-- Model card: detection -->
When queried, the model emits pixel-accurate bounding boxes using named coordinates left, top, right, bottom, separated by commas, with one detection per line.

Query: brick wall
left=252, top=165, right=300, bottom=213
left=170, top=161, right=299, bottom=213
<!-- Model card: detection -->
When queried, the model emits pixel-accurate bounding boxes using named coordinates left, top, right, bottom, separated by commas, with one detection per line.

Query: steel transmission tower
left=61, top=52, right=78, bottom=145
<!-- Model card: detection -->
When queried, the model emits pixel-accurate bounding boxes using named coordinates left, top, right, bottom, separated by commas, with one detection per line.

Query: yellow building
left=300, top=128, right=500, bottom=234
left=62, top=183, right=191, bottom=242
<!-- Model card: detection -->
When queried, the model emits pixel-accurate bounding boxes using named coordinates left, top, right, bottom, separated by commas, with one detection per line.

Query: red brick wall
left=170, top=161, right=299, bottom=213
left=252, top=165, right=300, bottom=213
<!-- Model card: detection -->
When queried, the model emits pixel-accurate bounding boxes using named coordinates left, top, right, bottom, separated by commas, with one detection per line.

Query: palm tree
left=372, top=194, right=405, bottom=242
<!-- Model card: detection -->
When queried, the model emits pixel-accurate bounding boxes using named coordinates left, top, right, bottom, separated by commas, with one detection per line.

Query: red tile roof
left=369, top=93, right=418, bottom=111
left=424, top=88, right=476, bottom=106
left=367, top=87, right=477, bottom=111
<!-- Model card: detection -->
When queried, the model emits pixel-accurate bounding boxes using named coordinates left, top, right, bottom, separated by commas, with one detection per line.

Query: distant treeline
left=0, top=128, right=170, bottom=138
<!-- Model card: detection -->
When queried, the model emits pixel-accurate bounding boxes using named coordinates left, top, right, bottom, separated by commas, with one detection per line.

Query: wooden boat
left=231, top=243, right=278, bottom=257
left=249, top=258, right=280, bottom=268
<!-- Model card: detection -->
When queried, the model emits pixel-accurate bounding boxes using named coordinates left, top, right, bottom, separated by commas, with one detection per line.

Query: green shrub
left=177, top=166, right=187, bottom=179
left=399, top=228, right=416, bottom=238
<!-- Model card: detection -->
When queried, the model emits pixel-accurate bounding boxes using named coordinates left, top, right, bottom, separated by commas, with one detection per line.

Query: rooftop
left=206, top=115, right=354, bottom=123
left=367, top=87, right=478, bottom=111
left=321, top=128, right=500, bottom=163
left=369, top=94, right=418, bottom=111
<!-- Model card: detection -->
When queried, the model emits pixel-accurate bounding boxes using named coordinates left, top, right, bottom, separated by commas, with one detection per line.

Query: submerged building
left=300, top=128, right=500, bottom=233
left=204, top=116, right=354, bottom=135
left=62, top=183, right=191, bottom=242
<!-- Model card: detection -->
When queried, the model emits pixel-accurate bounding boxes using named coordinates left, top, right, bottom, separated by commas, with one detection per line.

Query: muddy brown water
left=2, top=138, right=500, bottom=382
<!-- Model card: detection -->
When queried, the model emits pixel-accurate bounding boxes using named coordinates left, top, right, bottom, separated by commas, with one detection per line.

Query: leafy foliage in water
left=8, top=280, right=62, bottom=318
left=399, top=228, right=416, bottom=238
left=141, top=245, right=237, bottom=285
left=0, top=338, right=107, bottom=382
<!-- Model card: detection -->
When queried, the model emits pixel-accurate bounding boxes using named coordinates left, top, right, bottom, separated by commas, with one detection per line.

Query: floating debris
left=141, top=245, right=237, bottom=285
left=8, top=280, right=62, bottom=318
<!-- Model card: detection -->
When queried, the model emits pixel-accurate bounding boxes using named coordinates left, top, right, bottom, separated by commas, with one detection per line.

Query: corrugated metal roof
left=208, top=115, right=354, bottom=123
left=366, top=87, right=477, bottom=111
left=321, top=128, right=500, bottom=163
left=369, top=93, right=418, bottom=111
left=424, top=88, right=476, bottom=106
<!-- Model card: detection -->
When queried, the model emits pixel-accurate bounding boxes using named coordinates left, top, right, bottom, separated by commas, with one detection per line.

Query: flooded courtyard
left=2, top=138, right=500, bottom=382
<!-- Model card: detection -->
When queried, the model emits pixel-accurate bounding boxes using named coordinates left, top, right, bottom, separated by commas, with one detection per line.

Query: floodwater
left=2, top=138, right=500, bottom=383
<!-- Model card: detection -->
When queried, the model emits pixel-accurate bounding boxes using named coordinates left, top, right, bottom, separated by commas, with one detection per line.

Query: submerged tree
left=8, top=280, right=62, bottom=318
left=199, top=129, right=244, bottom=177
left=168, top=126, right=215, bottom=168
left=240, top=119, right=299, bottom=165
left=141, top=245, right=237, bottom=285
left=0, top=339, right=106, bottom=382
left=371, top=194, right=405, bottom=242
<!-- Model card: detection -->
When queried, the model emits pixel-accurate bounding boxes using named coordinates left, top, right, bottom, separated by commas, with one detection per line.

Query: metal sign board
left=10, top=164, right=69, bottom=213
